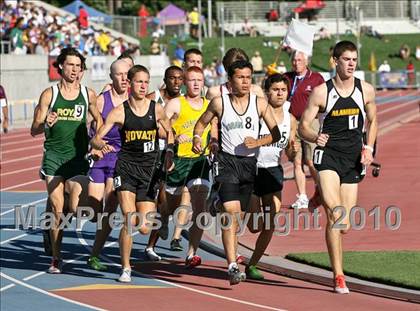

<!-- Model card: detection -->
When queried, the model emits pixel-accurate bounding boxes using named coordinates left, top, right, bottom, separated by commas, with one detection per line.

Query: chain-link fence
left=216, top=0, right=413, bottom=23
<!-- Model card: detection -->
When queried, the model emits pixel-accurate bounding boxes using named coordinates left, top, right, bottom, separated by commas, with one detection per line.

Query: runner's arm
left=87, top=88, right=103, bottom=132
left=299, top=84, right=327, bottom=144
left=361, top=81, right=377, bottom=165
left=192, top=96, right=222, bottom=153
left=31, top=88, right=52, bottom=136
left=258, top=97, right=281, bottom=143
left=91, top=105, right=124, bottom=150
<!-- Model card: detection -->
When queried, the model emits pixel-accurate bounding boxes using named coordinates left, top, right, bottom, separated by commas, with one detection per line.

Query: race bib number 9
left=74, top=104, right=85, bottom=120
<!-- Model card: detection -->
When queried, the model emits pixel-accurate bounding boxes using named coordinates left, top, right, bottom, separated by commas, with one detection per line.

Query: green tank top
left=44, top=84, right=89, bottom=158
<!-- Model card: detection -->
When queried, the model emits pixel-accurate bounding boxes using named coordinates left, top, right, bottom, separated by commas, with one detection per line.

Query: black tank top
left=118, top=100, right=158, bottom=165
left=319, top=78, right=366, bottom=155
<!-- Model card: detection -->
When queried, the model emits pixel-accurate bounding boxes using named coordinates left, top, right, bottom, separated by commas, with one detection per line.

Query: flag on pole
left=283, top=19, right=316, bottom=56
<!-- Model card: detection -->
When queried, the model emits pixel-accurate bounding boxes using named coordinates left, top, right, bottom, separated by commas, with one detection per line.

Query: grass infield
left=285, top=250, right=420, bottom=290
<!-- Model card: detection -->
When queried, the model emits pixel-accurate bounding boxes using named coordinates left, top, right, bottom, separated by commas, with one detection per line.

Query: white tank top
left=220, top=93, right=260, bottom=157
left=257, top=102, right=291, bottom=168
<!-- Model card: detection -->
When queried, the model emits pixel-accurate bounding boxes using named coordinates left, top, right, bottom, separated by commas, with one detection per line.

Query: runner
left=91, top=65, right=174, bottom=283
left=0, top=84, right=9, bottom=133
left=299, top=41, right=377, bottom=294
left=144, top=65, right=185, bottom=260
left=206, top=48, right=265, bottom=101
left=87, top=59, right=130, bottom=271
left=244, top=74, right=297, bottom=280
left=164, top=66, right=216, bottom=267
left=192, top=60, right=281, bottom=285
left=31, top=47, right=103, bottom=273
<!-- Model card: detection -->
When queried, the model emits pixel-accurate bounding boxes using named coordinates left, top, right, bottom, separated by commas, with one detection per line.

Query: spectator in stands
left=150, top=37, right=160, bottom=55
left=174, top=44, right=185, bottom=65
left=399, top=44, right=410, bottom=60
left=0, top=84, right=9, bottom=134
left=138, top=4, right=149, bottom=38
left=97, top=30, right=111, bottom=55
left=266, top=9, right=279, bottom=22
left=416, top=45, right=420, bottom=61
left=378, top=60, right=391, bottom=72
left=10, top=17, right=25, bottom=54
left=188, top=7, right=200, bottom=40
left=241, top=18, right=257, bottom=37
left=407, top=60, right=415, bottom=87
left=77, top=5, right=89, bottom=30
left=251, top=51, right=264, bottom=84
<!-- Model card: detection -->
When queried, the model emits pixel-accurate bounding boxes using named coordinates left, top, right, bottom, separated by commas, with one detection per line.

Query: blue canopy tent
left=62, top=0, right=112, bottom=24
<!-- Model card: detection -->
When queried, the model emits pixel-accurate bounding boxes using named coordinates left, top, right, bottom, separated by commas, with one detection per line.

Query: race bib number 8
left=74, top=104, right=85, bottom=119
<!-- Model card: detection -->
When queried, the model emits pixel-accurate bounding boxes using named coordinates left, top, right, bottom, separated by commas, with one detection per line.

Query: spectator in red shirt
left=285, top=50, right=324, bottom=209
left=138, top=4, right=149, bottom=38
left=78, top=5, right=89, bottom=30
left=407, top=60, right=415, bottom=87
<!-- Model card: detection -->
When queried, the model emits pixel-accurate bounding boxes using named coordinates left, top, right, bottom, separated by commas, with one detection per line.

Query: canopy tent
left=62, top=0, right=112, bottom=24
left=157, top=3, right=186, bottom=26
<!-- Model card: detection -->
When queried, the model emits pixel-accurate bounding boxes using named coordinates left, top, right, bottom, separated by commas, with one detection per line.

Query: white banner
left=283, top=19, right=316, bottom=56
left=91, top=56, right=107, bottom=81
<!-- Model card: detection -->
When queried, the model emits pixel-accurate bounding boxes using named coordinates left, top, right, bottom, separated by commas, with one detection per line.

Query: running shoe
left=170, top=238, right=183, bottom=251
left=145, top=248, right=162, bottom=261
left=334, top=275, right=350, bottom=294
left=245, top=265, right=264, bottom=280
left=228, top=265, right=246, bottom=285
left=42, top=229, right=52, bottom=256
left=47, top=258, right=62, bottom=274
left=185, top=255, right=201, bottom=268
left=290, top=194, right=309, bottom=209
left=87, top=256, right=107, bottom=271
left=118, top=268, right=132, bottom=283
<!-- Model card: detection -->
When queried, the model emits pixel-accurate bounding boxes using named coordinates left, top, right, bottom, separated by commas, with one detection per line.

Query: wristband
left=166, top=148, right=174, bottom=154
left=193, top=134, right=201, bottom=140
left=363, top=145, right=374, bottom=153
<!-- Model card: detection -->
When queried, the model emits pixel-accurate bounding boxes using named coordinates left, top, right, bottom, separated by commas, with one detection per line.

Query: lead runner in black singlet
left=91, top=65, right=174, bottom=283
left=298, top=41, right=378, bottom=294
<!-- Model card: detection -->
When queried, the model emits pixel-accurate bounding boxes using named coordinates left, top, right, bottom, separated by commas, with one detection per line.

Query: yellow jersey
left=172, top=96, right=210, bottom=157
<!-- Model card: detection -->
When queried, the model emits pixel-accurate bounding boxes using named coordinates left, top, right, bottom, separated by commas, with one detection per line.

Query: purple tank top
left=92, top=90, right=121, bottom=168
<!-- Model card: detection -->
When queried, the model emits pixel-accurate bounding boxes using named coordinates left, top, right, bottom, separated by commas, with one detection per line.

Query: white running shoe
left=334, top=275, right=350, bottom=294
left=145, top=248, right=162, bottom=261
left=118, top=268, right=132, bottom=283
left=291, top=194, right=309, bottom=209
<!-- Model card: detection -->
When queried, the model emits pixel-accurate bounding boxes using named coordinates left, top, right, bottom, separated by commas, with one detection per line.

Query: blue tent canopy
left=62, top=0, right=112, bottom=24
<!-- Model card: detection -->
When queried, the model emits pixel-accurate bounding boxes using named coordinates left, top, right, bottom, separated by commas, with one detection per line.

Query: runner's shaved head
left=110, top=59, right=131, bottom=75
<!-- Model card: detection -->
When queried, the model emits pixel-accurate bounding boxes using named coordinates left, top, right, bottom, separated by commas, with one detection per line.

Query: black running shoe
left=170, top=238, right=183, bottom=251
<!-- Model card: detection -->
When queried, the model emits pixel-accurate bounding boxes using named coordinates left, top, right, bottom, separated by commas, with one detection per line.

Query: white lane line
left=2, top=138, right=44, bottom=147
left=0, top=284, right=16, bottom=292
left=0, top=179, right=43, bottom=191
left=0, top=198, right=47, bottom=217
left=377, top=98, right=419, bottom=116
left=77, top=231, right=286, bottom=311
left=0, top=233, right=33, bottom=245
left=0, top=273, right=107, bottom=311
left=0, top=132, right=33, bottom=141
left=1, top=145, right=43, bottom=155
left=1, top=154, right=42, bottom=165
left=1, top=166, right=39, bottom=177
